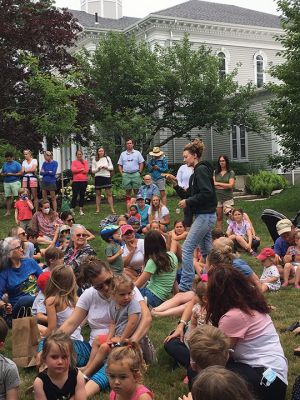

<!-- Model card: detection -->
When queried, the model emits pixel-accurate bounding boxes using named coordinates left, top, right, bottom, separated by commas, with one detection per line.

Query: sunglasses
left=18, top=231, right=26, bottom=236
left=93, top=277, right=113, bottom=291
left=76, top=233, right=88, bottom=238
left=123, top=230, right=134, bottom=236
left=66, top=218, right=74, bottom=222
left=11, top=245, right=22, bottom=251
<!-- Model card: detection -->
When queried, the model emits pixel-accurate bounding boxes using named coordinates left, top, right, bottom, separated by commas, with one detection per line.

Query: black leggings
left=71, top=181, right=87, bottom=208
left=226, top=360, right=287, bottom=400
left=164, top=337, right=197, bottom=390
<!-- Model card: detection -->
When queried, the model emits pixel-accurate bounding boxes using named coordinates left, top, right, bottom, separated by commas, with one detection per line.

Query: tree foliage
left=267, top=0, right=300, bottom=170
left=0, top=0, right=82, bottom=152
left=80, top=32, right=263, bottom=154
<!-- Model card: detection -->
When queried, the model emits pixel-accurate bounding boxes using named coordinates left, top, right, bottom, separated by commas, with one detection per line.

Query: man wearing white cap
left=147, top=147, right=168, bottom=205
left=274, top=219, right=297, bottom=260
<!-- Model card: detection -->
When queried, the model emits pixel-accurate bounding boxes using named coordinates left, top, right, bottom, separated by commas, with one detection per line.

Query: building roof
left=70, top=0, right=281, bottom=31
left=70, top=9, right=139, bottom=30
left=154, top=0, right=281, bottom=29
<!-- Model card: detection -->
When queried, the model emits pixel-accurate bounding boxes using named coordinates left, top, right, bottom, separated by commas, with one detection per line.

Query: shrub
left=246, top=170, right=288, bottom=196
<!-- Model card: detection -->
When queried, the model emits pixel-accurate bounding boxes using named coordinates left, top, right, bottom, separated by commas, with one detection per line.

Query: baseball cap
left=120, top=224, right=134, bottom=235
left=136, top=196, right=145, bottom=201
left=256, top=247, right=276, bottom=261
left=276, top=219, right=293, bottom=236
left=37, top=271, right=51, bottom=293
left=127, top=216, right=140, bottom=226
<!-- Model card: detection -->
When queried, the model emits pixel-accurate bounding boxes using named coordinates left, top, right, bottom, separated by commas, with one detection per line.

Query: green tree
left=0, top=0, right=82, bottom=152
left=24, top=55, right=86, bottom=189
left=81, top=33, right=262, bottom=154
left=267, top=0, right=300, bottom=170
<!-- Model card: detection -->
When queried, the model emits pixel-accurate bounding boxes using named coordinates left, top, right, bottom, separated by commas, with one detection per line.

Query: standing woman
left=170, top=139, right=217, bottom=292
left=91, top=147, right=115, bottom=215
left=22, top=149, right=39, bottom=211
left=71, top=150, right=89, bottom=216
left=40, top=151, right=58, bottom=212
left=213, top=155, right=235, bottom=230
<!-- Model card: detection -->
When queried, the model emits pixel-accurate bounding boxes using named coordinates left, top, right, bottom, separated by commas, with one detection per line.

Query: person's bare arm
left=59, top=307, right=88, bottom=335
left=37, top=312, right=48, bottom=324
left=6, top=388, right=19, bottom=400
left=74, top=372, right=87, bottom=400
left=139, top=162, right=144, bottom=174
left=130, top=300, right=152, bottom=342
left=135, top=271, right=151, bottom=289
left=215, top=177, right=235, bottom=189
left=85, top=229, right=95, bottom=241
left=33, top=378, right=47, bottom=400
left=164, top=297, right=197, bottom=343
left=120, top=313, right=140, bottom=341
left=118, top=164, right=123, bottom=174
left=44, top=298, right=57, bottom=335
left=15, top=209, right=19, bottom=225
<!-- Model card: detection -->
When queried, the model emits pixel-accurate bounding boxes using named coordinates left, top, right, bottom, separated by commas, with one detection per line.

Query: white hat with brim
left=276, top=219, right=293, bottom=236
left=149, top=146, right=164, bottom=157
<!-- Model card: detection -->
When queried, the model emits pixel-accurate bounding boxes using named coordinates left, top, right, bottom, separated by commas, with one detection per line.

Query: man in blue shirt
left=137, top=175, right=160, bottom=205
left=274, top=219, right=297, bottom=266
left=1, top=152, right=22, bottom=216
left=118, top=138, right=144, bottom=208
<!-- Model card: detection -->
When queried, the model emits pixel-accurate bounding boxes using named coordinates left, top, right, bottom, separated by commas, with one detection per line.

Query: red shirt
left=15, top=199, right=33, bottom=220
left=71, top=160, right=89, bottom=182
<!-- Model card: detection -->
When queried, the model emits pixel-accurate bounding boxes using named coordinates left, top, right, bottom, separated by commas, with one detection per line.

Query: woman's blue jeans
left=179, top=212, right=216, bottom=292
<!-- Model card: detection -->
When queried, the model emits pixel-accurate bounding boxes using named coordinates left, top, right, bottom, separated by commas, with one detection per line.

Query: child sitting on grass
left=81, top=274, right=141, bottom=379
left=179, top=325, right=231, bottom=397
left=282, top=230, right=300, bottom=288
left=26, top=228, right=42, bottom=262
left=256, top=248, right=281, bottom=292
left=101, top=225, right=124, bottom=275
left=0, top=317, right=20, bottom=400
left=180, top=366, right=255, bottom=400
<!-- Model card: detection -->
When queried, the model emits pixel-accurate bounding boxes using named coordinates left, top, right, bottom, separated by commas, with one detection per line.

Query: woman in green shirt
left=213, top=155, right=235, bottom=230
left=135, top=230, right=178, bottom=308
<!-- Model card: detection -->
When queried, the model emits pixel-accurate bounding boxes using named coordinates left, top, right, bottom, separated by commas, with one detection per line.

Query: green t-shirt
left=144, top=252, right=178, bottom=301
left=214, top=170, right=235, bottom=202
left=105, top=242, right=124, bottom=274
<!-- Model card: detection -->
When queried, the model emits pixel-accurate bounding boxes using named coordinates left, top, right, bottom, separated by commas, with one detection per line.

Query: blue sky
left=54, top=0, right=279, bottom=17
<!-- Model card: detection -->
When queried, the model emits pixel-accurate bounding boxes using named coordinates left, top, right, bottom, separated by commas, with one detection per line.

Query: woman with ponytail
left=168, top=139, right=217, bottom=292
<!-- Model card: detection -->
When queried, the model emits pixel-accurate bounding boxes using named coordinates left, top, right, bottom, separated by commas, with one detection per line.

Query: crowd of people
left=0, top=138, right=299, bottom=400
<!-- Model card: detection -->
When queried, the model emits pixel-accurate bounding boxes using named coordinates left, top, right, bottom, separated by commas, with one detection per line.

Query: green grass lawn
left=0, top=188, right=300, bottom=399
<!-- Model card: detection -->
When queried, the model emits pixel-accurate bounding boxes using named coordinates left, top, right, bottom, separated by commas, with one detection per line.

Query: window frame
left=254, top=51, right=267, bottom=88
left=230, top=124, right=248, bottom=161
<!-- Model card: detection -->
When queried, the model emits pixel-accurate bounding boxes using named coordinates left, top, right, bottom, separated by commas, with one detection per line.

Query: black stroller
left=261, top=209, right=300, bottom=243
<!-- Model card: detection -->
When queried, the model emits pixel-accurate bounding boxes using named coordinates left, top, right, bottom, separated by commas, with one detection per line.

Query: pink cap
left=257, top=247, right=276, bottom=261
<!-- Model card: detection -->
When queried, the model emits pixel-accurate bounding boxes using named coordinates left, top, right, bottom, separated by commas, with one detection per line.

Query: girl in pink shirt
left=71, top=150, right=89, bottom=216
left=107, top=342, right=153, bottom=400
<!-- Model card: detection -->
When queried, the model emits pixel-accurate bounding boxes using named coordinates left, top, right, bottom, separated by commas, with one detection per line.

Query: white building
left=53, top=0, right=284, bottom=171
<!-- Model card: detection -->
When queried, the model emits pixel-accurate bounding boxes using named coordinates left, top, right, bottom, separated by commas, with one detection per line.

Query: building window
left=218, top=52, right=226, bottom=79
left=231, top=125, right=248, bottom=160
left=254, top=52, right=266, bottom=88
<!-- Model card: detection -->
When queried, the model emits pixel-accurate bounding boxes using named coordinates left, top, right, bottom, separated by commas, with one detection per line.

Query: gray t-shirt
left=0, top=354, right=20, bottom=399
left=109, top=298, right=141, bottom=337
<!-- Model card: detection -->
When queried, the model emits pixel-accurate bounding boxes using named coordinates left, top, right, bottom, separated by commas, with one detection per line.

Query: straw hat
left=149, top=146, right=164, bottom=157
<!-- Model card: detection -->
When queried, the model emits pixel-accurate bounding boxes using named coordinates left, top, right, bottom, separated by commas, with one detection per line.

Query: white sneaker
left=79, top=210, right=85, bottom=216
